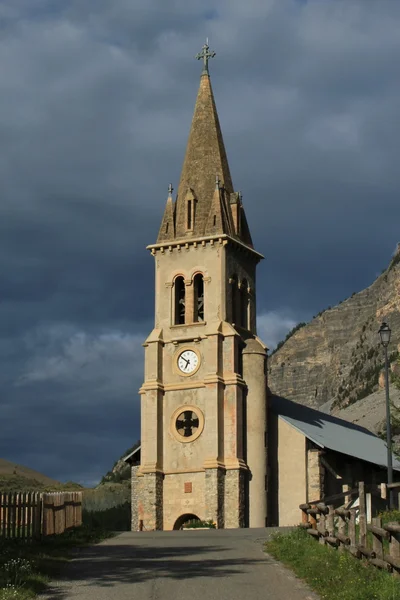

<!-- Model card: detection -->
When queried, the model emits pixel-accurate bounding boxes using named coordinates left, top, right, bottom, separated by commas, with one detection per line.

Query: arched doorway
left=173, top=513, right=200, bottom=530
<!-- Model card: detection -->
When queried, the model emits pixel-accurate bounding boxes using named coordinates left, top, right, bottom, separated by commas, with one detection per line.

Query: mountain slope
left=268, top=250, right=400, bottom=410
left=0, top=458, right=83, bottom=492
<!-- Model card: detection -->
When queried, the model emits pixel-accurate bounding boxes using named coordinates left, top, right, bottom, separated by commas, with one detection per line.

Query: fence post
left=359, top=481, right=367, bottom=547
left=348, top=509, right=356, bottom=547
left=327, top=505, right=335, bottom=537
left=300, top=503, right=309, bottom=526
left=381, top=482, right=389, bottom=511
left=384, top=523, right=400, bottom=577
left=371, top=516, right=384, bottom=560
left=318, top=512, right=326, bottom=545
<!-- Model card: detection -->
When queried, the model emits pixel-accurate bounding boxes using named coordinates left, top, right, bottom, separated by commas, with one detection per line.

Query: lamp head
left=379, top=322, right=391, bottom=347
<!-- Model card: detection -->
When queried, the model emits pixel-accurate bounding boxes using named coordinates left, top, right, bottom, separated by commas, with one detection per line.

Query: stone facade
left=136, top=63, right=268, bottom=530
left=204, top=467, right=225, bottom=528
left=138, top=472, right=163, bottom=531
left=307, top=448, right=325, bottom=503
left=131, top=465, right=139, bottom=531
left=224, top=469, right=245, bottom=528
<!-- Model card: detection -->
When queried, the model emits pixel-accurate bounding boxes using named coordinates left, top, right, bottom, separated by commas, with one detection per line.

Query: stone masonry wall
left=204, top=468, right=225, bottom=528
left=131, top=465, right=139, bottom=531
left=139, top=472, right=163, bottom=531
left=224, top=469, right=245, bottom=528
left=307, top=448, right=324, bottom=503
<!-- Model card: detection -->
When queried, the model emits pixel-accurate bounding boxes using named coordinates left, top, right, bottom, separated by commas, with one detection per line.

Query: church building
left=126, top=44, right=400, bottom=530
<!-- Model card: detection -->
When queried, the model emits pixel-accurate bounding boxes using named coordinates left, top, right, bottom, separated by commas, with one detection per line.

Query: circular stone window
left=171, top=405, right=204, bottom=443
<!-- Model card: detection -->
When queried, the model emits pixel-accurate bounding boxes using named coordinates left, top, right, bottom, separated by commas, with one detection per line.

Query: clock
left=177, top=349, right=200, bottom=375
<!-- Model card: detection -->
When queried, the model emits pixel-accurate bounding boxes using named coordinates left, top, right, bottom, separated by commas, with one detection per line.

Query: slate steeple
left=156, top=42, right=253, bottom=247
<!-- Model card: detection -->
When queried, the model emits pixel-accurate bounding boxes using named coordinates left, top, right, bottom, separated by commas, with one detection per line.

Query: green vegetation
left=0, top=525, right=114, bottom=600
left=265, top=527, right=400, bottom=600
left=271, top=322, right=307, bottom=355
left=0, top=458, right=83, bottom=494
left=0, top=476, right=83, bottom=494
left=387, top=251, right=400, bottom=273
left=82, top=484, right=131, bottom=531
left=100, top=440, right=140, bottom=485
left=183, top=519, right=216, bottom=529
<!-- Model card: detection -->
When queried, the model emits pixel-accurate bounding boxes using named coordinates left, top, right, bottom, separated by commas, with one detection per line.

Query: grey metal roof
left=122, top=445, right=141, bottom=463
left=270, top=394, right=400, bottom=471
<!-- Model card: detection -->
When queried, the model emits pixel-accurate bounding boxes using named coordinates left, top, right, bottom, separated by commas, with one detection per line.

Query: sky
left=1, top=0, right=400, bottom=486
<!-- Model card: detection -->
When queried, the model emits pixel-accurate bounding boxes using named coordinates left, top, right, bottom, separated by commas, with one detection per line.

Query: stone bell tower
left=136, top=42, right=268, bottom=530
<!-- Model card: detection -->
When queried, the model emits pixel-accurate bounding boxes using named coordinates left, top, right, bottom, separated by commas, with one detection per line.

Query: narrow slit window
left=187, top=200, right=192, bottom=229
left=174, top=277, right=185, bottom=325
left=213, top=215, right=216, bottom=226
left=165, top=222, right=169, bottom=234
left=231, top=276, right=238, bottom=325
left=194, top=274, right=204, bottom=322
left=240, top=279, right=248, bottom=329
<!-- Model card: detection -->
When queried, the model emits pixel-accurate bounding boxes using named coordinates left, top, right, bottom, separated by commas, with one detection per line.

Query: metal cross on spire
left=195, top=38, right=216, bottom=75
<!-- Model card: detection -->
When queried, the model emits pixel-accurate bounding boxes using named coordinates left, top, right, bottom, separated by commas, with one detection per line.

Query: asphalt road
left=41, top=528, right=319, bottom=600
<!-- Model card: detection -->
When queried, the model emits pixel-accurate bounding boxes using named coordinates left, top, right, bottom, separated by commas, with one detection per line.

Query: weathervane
left=195, top=38, right=216, bottom=74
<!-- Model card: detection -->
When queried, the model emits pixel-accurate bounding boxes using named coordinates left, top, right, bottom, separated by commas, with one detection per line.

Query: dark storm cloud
left=1, top=0, right=400, bottom=484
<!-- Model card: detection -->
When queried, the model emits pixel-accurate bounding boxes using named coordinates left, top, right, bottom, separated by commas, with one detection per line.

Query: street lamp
left=378, top=321, right=393, bottom=509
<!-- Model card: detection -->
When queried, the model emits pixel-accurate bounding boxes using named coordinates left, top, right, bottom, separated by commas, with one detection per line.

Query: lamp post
left=378, top=321, right=393, bottom=509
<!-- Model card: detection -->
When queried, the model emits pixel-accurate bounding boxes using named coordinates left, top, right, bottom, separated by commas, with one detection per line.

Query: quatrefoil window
left=176, top=411, right=199, bottom=438
left=171, top=405, right=204, bottom=443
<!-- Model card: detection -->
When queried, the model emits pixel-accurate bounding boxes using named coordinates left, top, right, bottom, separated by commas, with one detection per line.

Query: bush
left=183, top=519, right=216, bottom=529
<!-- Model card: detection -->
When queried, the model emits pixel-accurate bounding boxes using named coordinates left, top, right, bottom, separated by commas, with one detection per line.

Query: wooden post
left=27, top=492, right=31, bottom=537
left=358, top=481, right=367, bottom=547
left=10, top=493, right=16, bottom=539
left=381, top=482, right=389, bottom=511
left=337, top=514, right=346, bottom=553
left=348, top=509, right=356, bottom=547
left=319, top=513, right=326, bottom=545
left=327, top=505, right=335, bottom=537
left=389, top=527, right=400, bottom=577
left=371, top=516, right=384, bottom=560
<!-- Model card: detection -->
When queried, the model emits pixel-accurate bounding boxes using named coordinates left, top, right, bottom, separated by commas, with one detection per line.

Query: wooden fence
left=0, top=491, right=82, bottom=540
left=299, top=481, right=400, bottom=577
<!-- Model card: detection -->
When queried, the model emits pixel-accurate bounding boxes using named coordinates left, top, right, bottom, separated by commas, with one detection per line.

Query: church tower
left=137, top=42, right=268, bottom=530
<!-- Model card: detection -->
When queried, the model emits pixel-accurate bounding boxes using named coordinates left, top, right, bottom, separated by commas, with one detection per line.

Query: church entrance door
left=173, top=513, right=200, bottom=530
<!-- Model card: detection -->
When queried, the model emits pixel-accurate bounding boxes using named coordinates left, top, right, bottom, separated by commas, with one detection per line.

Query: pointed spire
left=174, top=55, right=234, bottom=239
left=157, top=184, right=175, bottom=242
left=156, top=44, right=254, bottom=248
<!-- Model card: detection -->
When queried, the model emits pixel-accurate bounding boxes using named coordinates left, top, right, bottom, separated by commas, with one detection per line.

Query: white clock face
left=177, top=350, right=199, bottom=374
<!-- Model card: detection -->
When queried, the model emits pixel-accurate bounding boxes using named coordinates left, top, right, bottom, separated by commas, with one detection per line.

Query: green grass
left=0, top=525, right=115, bottom=599
left=265, top=527, right=400, bottom=600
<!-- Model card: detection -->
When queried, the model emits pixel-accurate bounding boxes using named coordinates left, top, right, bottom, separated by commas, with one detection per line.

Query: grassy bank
left=265, top=527, right=400, bottom=600
left=0, top=525, right=115, bottom=600
left=82, top=483, right=131, bottom=531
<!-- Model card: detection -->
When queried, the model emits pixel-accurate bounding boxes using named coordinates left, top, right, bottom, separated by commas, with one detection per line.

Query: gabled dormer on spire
left=156, top=42, right=254, bottom=248
left=157, top=184, right=175, bottom=242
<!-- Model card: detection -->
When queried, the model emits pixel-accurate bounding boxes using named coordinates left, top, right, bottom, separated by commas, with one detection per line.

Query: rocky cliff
left=268, top=250, right=400, bottom=411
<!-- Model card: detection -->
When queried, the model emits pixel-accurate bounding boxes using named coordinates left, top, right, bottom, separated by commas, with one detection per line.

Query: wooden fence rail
left=0, top=491, right=82, bottom=539
left=299, top=481, right=400, bottom=578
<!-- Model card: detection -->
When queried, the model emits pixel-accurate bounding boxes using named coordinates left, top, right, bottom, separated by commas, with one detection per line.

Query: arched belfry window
left=231, top=275, right=238, bottom=325
left=240, top=279, right=249, bottom=330
left=193, top=274, right=204, bottom=322
left=174, top=276, right=185, bottom=325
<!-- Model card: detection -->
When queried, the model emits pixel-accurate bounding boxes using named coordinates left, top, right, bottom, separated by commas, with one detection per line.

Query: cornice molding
left=147, top=234, right=263, bottom=261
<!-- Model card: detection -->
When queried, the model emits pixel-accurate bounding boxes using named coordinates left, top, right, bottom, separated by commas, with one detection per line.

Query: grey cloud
left=1, top=0, right=399, bottom=483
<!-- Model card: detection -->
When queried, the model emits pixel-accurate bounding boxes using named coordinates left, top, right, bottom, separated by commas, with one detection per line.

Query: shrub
left=183, top=519, right=216, bottom=529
